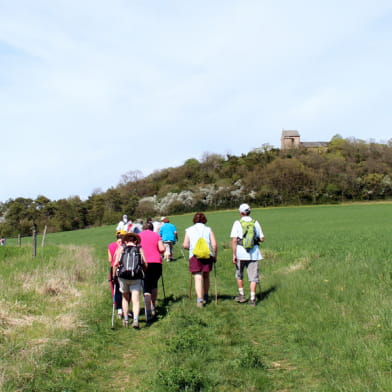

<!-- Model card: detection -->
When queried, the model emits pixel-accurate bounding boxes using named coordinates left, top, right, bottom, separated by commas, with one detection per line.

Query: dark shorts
left=143, top=263, right=162, bottom=294
left=189, top=255, right=215, bottom=274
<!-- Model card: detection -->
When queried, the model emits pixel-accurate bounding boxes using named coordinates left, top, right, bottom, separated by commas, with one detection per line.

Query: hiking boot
left=132, top=320, right=140, bottom=329
left=249, top=299, right=257, bottom=306
left=123, top=320, right=129, bottom=328
left=196, top=301, right=204, bottom=308
left=235, top=294, right=247, bottom=303
left=117, top=310, right=123, bottom=320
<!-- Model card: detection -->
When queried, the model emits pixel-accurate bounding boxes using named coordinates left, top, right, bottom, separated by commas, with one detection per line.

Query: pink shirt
left=108, top=241, right=121, bottom=267
left=139, top=230, right=162, bottom=264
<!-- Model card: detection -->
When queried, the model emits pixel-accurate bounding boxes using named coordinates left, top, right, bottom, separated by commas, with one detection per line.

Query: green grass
left=1, top=203, right=391, bottom=391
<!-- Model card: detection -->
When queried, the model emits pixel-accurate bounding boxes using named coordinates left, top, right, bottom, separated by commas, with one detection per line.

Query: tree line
left=1, top=135, right=391, bottom=237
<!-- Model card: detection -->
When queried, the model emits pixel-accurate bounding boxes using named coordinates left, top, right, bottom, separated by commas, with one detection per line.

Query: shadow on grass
left=258, top=285, right=277, bottom=302
left=142, top=294, right=187, bottom=328
left=209, top=285, right=277, bottom=304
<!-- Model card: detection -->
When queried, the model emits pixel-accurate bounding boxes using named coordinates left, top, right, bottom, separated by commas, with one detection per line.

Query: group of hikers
left=107, top=203, right=264, bottom=329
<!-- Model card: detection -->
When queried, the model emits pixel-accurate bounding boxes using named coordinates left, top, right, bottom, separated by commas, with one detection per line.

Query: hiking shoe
left=196, top=301, right=204, bottom=308
left=117, top=311, right=123, bottom=320
left=123, top=320, right=129, bottom=328
left=249, top=299, right=257, bottom=306
left=235, top=294, right=247, bottom=303
left=132, top=320, right=140, bottom=329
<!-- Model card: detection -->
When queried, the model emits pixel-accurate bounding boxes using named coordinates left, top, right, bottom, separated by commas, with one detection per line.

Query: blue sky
left=1, top=1, right=391, bottom=202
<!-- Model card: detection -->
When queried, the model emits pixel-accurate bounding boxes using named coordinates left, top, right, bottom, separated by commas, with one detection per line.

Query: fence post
left=32, top=224, right=37, bottom=257
left=41, top=225, right=47, bottom=247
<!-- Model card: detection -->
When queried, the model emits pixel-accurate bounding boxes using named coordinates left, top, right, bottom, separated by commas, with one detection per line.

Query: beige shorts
left=163, top=241, right=174, bottom=256
left=235, top=260, right=259, bottom=282
left=118, top=278, right=142, bottom=294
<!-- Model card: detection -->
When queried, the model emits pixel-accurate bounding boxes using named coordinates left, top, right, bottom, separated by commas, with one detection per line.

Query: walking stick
left=189, top=273, right=193, bottom=299
left=213, top=262, right=218, bottom=305
left=161, top=269, right=167, bottom=301
left=180, top=248, right=192, bottom=299
left=111, top=282, right=116, bottom=330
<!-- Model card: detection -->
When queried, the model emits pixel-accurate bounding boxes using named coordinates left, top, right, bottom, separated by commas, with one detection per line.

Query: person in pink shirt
left=108, top=231, right=125, bottom=319
left=139, top=222, right=165, bottom=321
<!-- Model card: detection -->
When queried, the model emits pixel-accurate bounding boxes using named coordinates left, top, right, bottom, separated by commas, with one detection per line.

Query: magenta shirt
left=108, top=241, right=120, bottom=267
left=139, top=230, right=162, bottom=264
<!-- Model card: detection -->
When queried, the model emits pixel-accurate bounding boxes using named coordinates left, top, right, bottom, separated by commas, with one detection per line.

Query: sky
left=1, top=1, right=391, bottom=202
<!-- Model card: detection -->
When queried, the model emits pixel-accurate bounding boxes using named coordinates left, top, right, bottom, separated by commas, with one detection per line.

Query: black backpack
left=117, top=245, right=144, bottom=280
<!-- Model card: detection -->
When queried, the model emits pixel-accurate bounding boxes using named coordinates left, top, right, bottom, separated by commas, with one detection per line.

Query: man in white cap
left=116, top=214, right=128, bottom=232
left=230, top=203, right=264, bottom=306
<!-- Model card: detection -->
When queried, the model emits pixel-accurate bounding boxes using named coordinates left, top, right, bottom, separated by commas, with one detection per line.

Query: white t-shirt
left=185, top=223, right=213, bottom=258
left=230, top=216, right=263, bottom=261
left=116, top=220, right=127, bottom=231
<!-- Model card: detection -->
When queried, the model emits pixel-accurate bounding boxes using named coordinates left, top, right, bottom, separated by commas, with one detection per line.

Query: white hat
left=239, top=203, right=251, bottom=213
left=160, top=216, right=166, bottom=221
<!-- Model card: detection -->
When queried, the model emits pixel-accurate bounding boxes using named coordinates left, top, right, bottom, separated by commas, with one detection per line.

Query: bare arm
left=107, top=249, right=112, bottom=264
left=157, top=239, right=165, bottom=254
left=231, top=237, right=238, bottom=264
left=140, top=248, right=148, bottom=270
left=183, top=232, right=190, bottom=250
left=210, top=230, right=217, bottom=259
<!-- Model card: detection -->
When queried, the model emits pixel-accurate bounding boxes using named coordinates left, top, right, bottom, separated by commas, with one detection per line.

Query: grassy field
left=1, top=203, right=391, bottom=391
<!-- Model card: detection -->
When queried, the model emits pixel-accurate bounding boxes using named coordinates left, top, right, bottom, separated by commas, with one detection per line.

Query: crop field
left=1, top=203, right=391, bottom=391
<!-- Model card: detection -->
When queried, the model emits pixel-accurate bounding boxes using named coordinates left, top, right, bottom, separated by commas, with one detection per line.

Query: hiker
left=126, top=219, right=134, bottom=233
left=108, top=231, right=126, bottom=319
left=159, top=217, right=178, bottom=262
left=230, top=203, right=264, bottom=306
left=0, top=237, right=5, bottom=246
left=139, top=222, right=165, bottom=321
left=152, top=217, right=163, bottom=233
left=183, top=212, right=217, bottom=308
left=131, top=219, right=143, bottom=233
left=116, top=215, right=128, bottom=232
left=113, top=233, right=147, bottom=329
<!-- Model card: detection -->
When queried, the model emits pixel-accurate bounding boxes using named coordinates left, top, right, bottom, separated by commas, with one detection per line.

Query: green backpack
left=239, top=219, right=258, bottom=249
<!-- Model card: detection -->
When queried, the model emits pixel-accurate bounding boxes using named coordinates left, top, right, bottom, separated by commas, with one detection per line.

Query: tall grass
left=1, top=203, right=391, bottom=391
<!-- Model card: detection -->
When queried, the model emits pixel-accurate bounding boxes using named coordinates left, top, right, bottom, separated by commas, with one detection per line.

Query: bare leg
left=203, top=272, right=210, bottom=297
left=144, top=293, right=152, bottom=313
left=194, top=273, right=203, bottom=299
left=131, top=290, right=140, bottom=319
left=122, top=292, right=130, bottom=321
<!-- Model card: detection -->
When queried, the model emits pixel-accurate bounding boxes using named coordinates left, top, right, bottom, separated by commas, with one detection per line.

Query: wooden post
left=18, top=234, right=21, bottom=247
left=32, top=224, right=37, bottom=257
left=41, top=225, right=47, bottom=247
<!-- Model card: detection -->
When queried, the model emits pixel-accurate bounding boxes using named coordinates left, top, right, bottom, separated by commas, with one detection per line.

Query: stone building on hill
left=281, top=130, right=329, bottom=150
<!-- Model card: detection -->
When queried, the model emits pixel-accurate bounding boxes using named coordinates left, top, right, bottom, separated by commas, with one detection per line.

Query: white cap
left=161, top=216, right=166, bottom=221
left=238, top=203, right=251, bottom=213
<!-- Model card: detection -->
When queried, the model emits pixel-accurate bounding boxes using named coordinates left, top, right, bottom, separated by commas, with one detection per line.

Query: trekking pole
left=213, top=262, right=218, bottom=305
left=111, top=282, right=116, bottom=330
left=180, top=248, right=192, bottom=299
left=161, top=269, right=167, bottom=301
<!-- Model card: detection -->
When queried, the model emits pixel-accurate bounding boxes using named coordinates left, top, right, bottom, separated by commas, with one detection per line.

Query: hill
left=1, top=135, right=392, bottom=237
